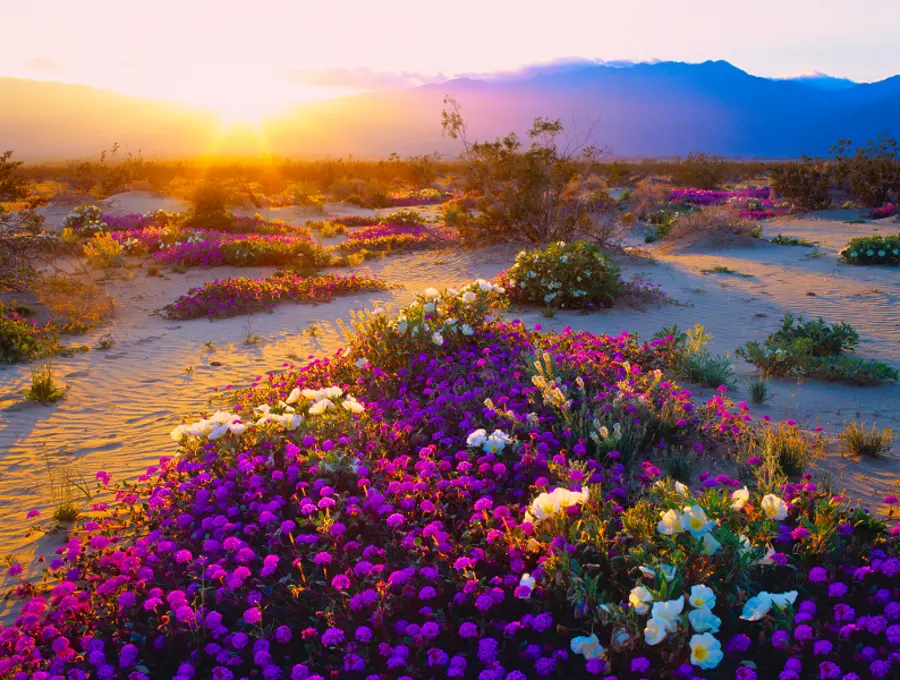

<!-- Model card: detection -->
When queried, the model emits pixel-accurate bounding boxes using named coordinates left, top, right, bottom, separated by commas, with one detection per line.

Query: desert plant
left=0, top=150, right=27, bottom=200
left=442, top=97, right=608, bottom=242
left=23, top=362, right=66, bottom=404
left=701, top=265, right=751, bottom=277
left=670, top=151, right=728, bottom=189
left=831, top=136, right=900, bottom=208
left=747, top=377, right=771, bottom=404
left=182, top=182, right=234, bottom=230
left=769, top=234, right=813, bottom=247
left=663, top=323, right=735, bottom=388
left=40, top=448, right=92, bottom=522
left=838, top=421, right=895, bottom=459
left=771, top=157, right=832, bottom=210
left=83, top=233, right=124, bottom=268
left=839, top=233, right=900, bottom=265
left=750, top=420, right=822, bottom=477
left=770, top=313, right=858, bottom=356
left=663, top=206, right=759, bottom=242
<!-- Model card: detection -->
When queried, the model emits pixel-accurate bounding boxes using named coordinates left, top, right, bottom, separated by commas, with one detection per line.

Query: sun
left=214, top=98, right=281, bottom=128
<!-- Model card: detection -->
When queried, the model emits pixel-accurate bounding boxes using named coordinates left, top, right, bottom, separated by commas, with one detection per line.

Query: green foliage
left=23, top=362, right=66, bottom=404
left=838, top=421, right=895, bottom=459
left=747, top=377, right=771, bottom=404
left=749, top=421, right=822, bottom=477
left=831, top=136, right=900, bottom=208
left=0, top=150, right=27, bottom=200
left=839, top=233, right=900, bottom=265
left=771, top=158, right=832, bottom=210
left=737, top=314, right=897, bottom=385
left=770, top=313, right=858, bottom=356
left=182, top=182, right=234, bottom=230
left=701, top=265, right=751, bottom=277
left=769, top=234, right=813, bottom=247
left=670, top=151, right=728, bottom=190
left=0, top=301, right=53, bottom=362
left=661, top=324, right=735, bottom=388
left=442, top=97, right=606, bottom=242
left=501, top=241, right=622, bottom=310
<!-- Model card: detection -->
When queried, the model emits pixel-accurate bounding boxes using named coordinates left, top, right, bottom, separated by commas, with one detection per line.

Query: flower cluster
left=1, top=287, right=897, bottom=680
left=840, top=233, right=900, bottom=266
left=160, top=272, right=388, bottom=320
left=869, top=204, right=898, bottom=219
left=62, top=204, right=106, bottom=234
left=385, top=188, right=455, bottom=207
left=668, top=188, right=772, bottom=206
left=498, top=240, right=622, bottom=310
left=330, top=222, right=457, bottom=258
left=152, top=232, right=331, bottom=268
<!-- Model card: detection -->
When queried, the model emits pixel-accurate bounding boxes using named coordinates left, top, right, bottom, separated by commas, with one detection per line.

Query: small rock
left=806, top=292, right=817, bottom=296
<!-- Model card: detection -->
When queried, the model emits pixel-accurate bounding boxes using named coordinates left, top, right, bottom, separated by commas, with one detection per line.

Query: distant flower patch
left=330, top=222, right=457, bottom=258
left=160, top=272, right=389, bottom=320
left=870, top=203, right=899, bottom=219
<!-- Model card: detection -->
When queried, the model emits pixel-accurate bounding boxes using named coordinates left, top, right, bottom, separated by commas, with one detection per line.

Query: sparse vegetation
left=838, top=421, right=895, bottom=459
left=657, top=323, right=735, bottom=388
left=701, top=265, right=752, bottom=277
left=23, top=361, right=66, bottom=404
left=747, top=376, right=771, bottom=404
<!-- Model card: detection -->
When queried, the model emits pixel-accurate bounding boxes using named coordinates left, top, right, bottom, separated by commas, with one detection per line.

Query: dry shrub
left=35, top=271, right=116, bottom=333
left=663, top=206, right=759, bottom=243
left=633, top=178, right=669, bottom=217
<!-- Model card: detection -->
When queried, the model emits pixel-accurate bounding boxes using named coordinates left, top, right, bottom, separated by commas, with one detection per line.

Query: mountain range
left=3, top=60, right=900, bottom=160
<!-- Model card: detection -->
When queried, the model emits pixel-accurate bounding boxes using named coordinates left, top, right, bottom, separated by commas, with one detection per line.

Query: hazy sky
left=4, top=0, right=900, bottom=115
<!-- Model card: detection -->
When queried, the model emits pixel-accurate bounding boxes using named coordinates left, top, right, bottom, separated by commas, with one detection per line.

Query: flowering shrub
left=160, top=273, right=389, bottom=320
left=869, top=204, right=898, bottom=220
left=0, top=301, right=51, bottom=362
left=386, top=188, right=454, bottom=207
left=331, top=222, right=457, bottom=260
left=840, top=234, right=900, bottom=266
left=153, top=233, right=331, bottom=269
left=62, top=204, right=106, bottom=234
left=498, top=241, right=622, bottom=310
left=737, top=315, right=897, bottom=385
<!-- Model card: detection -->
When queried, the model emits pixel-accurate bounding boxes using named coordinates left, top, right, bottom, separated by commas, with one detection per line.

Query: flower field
left=666, top=188, right=793, bottom=220
left=870, top=205, right=898, bottom=220
left=330, top=222, right=458, bottom=258
left=3, top=282, right=899, bottom=680
left=160, top=272, right=389, bottom=320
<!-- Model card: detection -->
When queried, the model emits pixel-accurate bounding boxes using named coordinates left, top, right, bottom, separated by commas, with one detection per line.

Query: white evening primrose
left=432, top=332, right=444, bottom=346
left=699, top=533, right=721, bottom=555
left=674, top=481, right=690, bottom=495
left=629, top=586, right=653, bottom=615
left=761, top=494, right=788, bottom=520
left=638, top=566, right=656, bottom=579
left=657, top=508, right=684, bottom=535
left=731, top=486, right=750, bottom=510
left=424, top=287, right=439, bottom=298
left=689, top=633, right=723, bottom=669
left=461, top=324, right=474, bottom=336
left=688, top=608, right=721, bottom=633
left=643, top=617, right=669, bottom=645
left=342, top=397, right=365, bottom=413
left=518, top=573, right=535, bottom=595
left=651, top=598, right=684, bottom=627
left=682, top=505, right=715, bottom=537
left=689, top=585, right=716, bottom=609
left=740, top=592, right=772, bottom=621
left=660, top=564, right=677, bottom=582
left=483, top=430, right=511, bottom=454
left=285, top=387, right=302, bottom=404
left=569, top=633, right=604, bottom=660
left=769, top=591, right=798, bottom=610
left=355, top=358, right=369, bottom=369
left=466, top=429, right=488, bottom=447
left=461, top=291, right=476, bottom=304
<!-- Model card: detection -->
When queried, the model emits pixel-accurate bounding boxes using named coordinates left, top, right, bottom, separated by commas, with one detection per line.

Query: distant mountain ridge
left=2, top=60, right=900, bottom=160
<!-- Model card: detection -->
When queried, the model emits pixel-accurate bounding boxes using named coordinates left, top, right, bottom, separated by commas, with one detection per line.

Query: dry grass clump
left=663, top=206, right=759, bottom=243
left=35, top=271, right=116, bottom=334
left=633, top=178, right=669, bottom=217
left=839, top=421, right=895, bottom=459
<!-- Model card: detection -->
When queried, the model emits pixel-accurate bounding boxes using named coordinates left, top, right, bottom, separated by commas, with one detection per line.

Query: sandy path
left=1, top=199, right=898, bottom=603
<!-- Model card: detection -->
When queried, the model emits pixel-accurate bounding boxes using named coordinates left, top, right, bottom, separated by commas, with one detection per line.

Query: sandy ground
left=2, top=194, right=898, bottom=606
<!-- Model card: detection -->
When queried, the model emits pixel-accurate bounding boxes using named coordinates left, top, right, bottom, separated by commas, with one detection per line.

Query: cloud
left=292, top=67, right=447, bottom=91
left=23, top=58, right=63, bottom=75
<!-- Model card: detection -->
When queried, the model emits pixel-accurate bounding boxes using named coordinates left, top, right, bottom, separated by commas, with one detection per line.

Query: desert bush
left=738, top=315, right=897, bottom=385
left=662, top=206, right=759, bottom=242
left=0, top=208, right=53, bottom=290
left=442, top=97, right=608, bottom=242
left=441, top=197, right=472, bottom=227
left=83, top=233, right=125, bottom=268
left=839, top=232, right=900, bottom=265
left=0, top=149, right=27, bottom=200
left=35, top=272, right=116, bottom=333
left=499, top=240, right=621, bottom=310
left=750, top=420, right=823, bottom=477
left=62, top=204, right=106, bottom=234
left=831, top=136, right=900, bottom=208
left=770, top=313, right=858, bottom=357
left=670, top=151, right=727, bottom=189
left=657, top=323, right=735, bottom=388
left=838, top=421, right=895, bottom=459
left=0, top=301, right=53, bottom=362
left=771, top=158, right=832, bottom=210
left=182, top=181, right=234, bottom=230
left=633, top=178, right=670, bottom=218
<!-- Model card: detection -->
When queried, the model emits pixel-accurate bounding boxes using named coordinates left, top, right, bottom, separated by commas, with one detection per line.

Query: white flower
left=639, top=566, right=656, bottom=579
left=342, top=396, right=365, bottom=413
left=285, top=387, right=302, bottom=405
left=629, top=586, right=653, bottom=614
left=699, top=533, right=721, bottom=555
left=688, top=585, right=716, bottom=610
left=674, top=481, right=690, bottom=495
left=396, top=321, right=408, bottom=335
left=689, top=608, right=721, bottom=633
left=309, top=398, right=335, bottom=415
left=761, top=494, right=788, bottom=520
left=740, top=592, right=772, bottom=621
left=651, top=598, right=684, bottom=626
left=355, top=358, right=369, bottom=368
left=769, top=591, right=798, bottom=610
left=569, top=633, right=604, bottom=660
left=689, top=633, right=723, bottom=669
left=483, top=430, right=511, bottom=454
left=657, top=509, right=683, bottom=535
left=682, top=505, right=715, bottom=537
left=461, top=324, right=474, bottom=336
left=731, top=486, right=750, bottom=510
left=757, top=545, right=778, bottom=566
left=613, top=628, right=630, bottom=646
left=518, top=573, right=536, bottom=597
left=424, top=287, right=440, bottom=298
left=423, top=302, right=435, bottom=313
left=660, top=564, right=677, bottom=582
left=461, top=291, right=477, bottom=304
left=466, top=429, right=488, bottom=447
left=432, top=332, right=444, bottom=346
left=643, top=617, right=669, bottom=645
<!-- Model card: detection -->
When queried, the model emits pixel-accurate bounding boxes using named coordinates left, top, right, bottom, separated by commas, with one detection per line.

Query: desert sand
left=1, top=193, right=898, bottom=610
